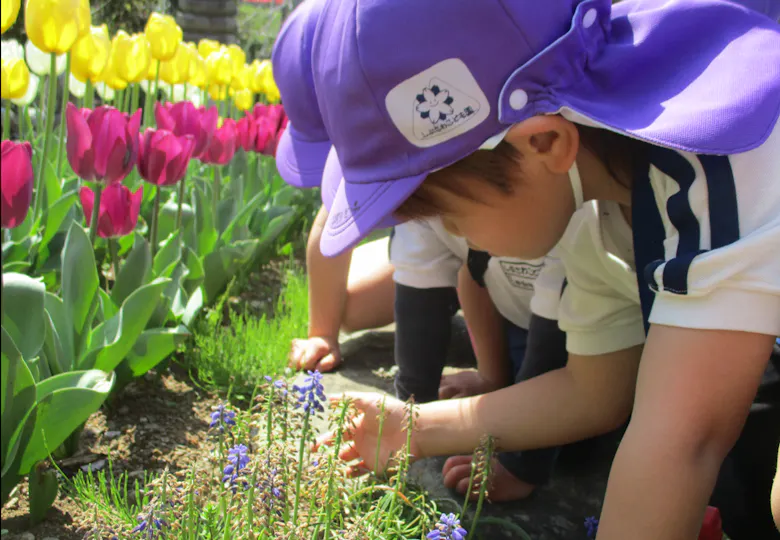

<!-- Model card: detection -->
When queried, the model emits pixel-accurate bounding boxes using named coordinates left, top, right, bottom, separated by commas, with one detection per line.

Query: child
left=308, top=0, right=780, bottom=538
left=273, top=0, right=578, bottom=502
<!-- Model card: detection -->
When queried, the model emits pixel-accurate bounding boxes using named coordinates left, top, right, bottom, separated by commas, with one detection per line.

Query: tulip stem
left=150, top=187, right=161, bottom=257
left=211, top=166, right=221, bottom=229
left=32, top=54, right=60, bottom=222
left=123, top=86, right=132, bottom=114
left=88, top=183, right=104, bottom=244
left=38, top=76, right=46, bottom=136
left=182, top=84, right=188, bottom=102
left=116, top=89, right=125, bottom=113
left=152, top=60, right=161, bottom=107
left=2, top=100, right=9, bottom=140
left=55, top=52, right=72, bottom=180
left=176, top=176, right=186, bottom=230
left=18, top=105, right=26, bottom=141
left=108, top=239, right=120, bottom=293
left=84, top=79, right=93, bottom=110
left=130, top=84, right=140, bottom=116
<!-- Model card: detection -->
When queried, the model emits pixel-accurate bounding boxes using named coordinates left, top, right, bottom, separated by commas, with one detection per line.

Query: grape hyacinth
left=222, top=444, right=250, bottom=490
left=292, top=370, right=326, bottom=414
left=584, top=516, right=600, bottom=538
left=259, top=465, right=285, bottom=515
left=131, top=505, right=167, bottom=538
left=427, top=513, right=467, bottom=540
left=209, top=403, right=236, bottom=433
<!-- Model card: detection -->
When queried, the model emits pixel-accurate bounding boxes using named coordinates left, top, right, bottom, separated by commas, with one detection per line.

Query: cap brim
left=319, top=148, right=424, bottom=257
left=275, top=127, right=332, bottom=189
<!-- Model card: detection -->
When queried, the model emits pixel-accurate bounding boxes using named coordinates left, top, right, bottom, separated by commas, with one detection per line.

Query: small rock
left=20, top=533, right=34, bottom=540
left=104, top=430, right=121, bottom=439
left=145, top=423, right=159, bottom=431
left=118, top=406, right=129, bottom=414
left=42, top=537, right=59, bottom=540
left=81, top=459, right=106, bottom=472
left=128, top=470, right=145, bottom=479
left=139, top=416, right=148, bottom=423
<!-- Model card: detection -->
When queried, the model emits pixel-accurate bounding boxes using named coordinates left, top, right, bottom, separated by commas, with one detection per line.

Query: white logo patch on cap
left=385, top=58, right=489, bottom=148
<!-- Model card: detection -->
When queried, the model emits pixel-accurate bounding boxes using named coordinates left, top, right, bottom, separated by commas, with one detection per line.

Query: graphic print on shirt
left=498, top=260, right=545, bottom=291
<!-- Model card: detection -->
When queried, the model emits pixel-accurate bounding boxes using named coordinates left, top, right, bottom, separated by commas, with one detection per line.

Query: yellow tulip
left=254, top=59, right=280, bottom=103
left=76, top=0, right=90, bottom=36
left=159, top=41, right=191, bottom=85
left=1, top=0, right=21, bottom=34
left=230, top=63, right=251, bottom=91
left=1, top=58, right=30, bottom=99
left=250, top=59, right=272, bottom=94
left=99, top=47, right=128, bottom=91
left=188, top=50, right=207, bottom=89
left=71, top=24, right=111, bottom=84
left=11, top=72, right=38, bottom=106
left=233, top=88, right=253, bottom=112
left=208, top=82, right=224, bottom=102
left=226, top=44, right=245, bottom=73
left=144, top=12, right=181, bottom=61
left=198, top=38, right=220, bottom=60
left=112, top=31, right=151, bottom=84
left=205, top=47, right=233, bottom=87
left=25, top=0, right=88, bottom=54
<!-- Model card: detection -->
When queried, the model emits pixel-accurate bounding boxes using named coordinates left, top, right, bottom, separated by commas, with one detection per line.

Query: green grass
left=188, top=267, right=308, bottom=394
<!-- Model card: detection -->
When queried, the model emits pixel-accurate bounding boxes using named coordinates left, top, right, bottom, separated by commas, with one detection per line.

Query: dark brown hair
left=394, top=123, right=649, bottom=221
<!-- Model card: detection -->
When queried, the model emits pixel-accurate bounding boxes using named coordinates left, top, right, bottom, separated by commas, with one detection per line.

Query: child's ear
left=504, top=115, right=579, bottom=174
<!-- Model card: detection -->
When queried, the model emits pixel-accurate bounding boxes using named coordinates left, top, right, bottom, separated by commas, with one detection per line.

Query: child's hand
left=439, top=370, right=503, bottom=399
left=289, top=336, right=342, bottom=372
left=316, top=392, right=417, bottom=476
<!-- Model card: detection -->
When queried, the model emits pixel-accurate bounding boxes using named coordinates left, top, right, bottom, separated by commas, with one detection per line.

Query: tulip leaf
left=216, top=199, right=235, bottom=236
left=149, top=262, right=188, bottom=328
left=152, top=231, right=182, bottom=277
left=111, top=233, right=152, bottom=307
left=157, top=198, right=194, bottom=244
left=183, top=247, right=204, bottom=296
left=80, top=279, right=170, bottom=373
left=43, top=293, right=74, bottom=372
left=182, top=287, right=204, bottom=327
left=192, top=185, right=217, bottom=257
left=1, top=273, right=46, bottom=363
left=40, top=310, right=68, bottom=377
left=272, top=185, right=297, bottom=207
left=203, top=240, right=259, bottom=304
left=61, top=223, right=100, bottom=356
left=97, top=288, right=118, bottom=323
left=29, top=467, right=58, bottom=525
left=219, top=191, right=266, bottom=248
left=118, top=325, right=190, bottom=379
left=18, top=370, right=114, bottom=474
left=1, top=327, right=37, bottom=482
left=42, top=161, right=62, bottom=210
left=39, top=191, right=78, bottom=253
left=1, top=261, right=31, bottom=274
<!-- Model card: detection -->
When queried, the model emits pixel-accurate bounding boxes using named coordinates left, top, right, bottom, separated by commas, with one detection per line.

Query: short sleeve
left=390, top=220, right=463, bottom=289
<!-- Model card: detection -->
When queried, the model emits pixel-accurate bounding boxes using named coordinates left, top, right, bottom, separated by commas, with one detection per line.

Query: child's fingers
left=338, top=440, right=362, bottom=462
left=314, top=431, right=336, bottom=450
left=345, top=460, right=371, bottom=478
left=315, top=353, right=341, bottom=373
left=438, top=384, right=458, bottom=400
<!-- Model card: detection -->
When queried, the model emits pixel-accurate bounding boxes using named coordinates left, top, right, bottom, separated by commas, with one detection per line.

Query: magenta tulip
left=80, top=183, right=143, bottom=238
left=66, top=103, right=142, bottom=184
left=155, top=101, right=218, bottom=158
left=235, top=115, right=257, bottom=153
left=137, top=128, right=196, bottom=186
left=200, top=118, right=237, bottom=165
left=251, top=103, right=287, bottom=156
left=1, top=140, right=34, bottom=229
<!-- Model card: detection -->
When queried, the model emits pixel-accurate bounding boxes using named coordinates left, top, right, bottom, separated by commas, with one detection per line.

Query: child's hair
left=395, top=122, right=649, bottom=221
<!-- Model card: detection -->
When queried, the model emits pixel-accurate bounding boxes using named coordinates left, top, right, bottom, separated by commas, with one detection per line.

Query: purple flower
left=259, top=465, right=285, bottom=515
left=427, top=513, right=467, bottom=540
left=209, top=403, right=236, bottom=433
left=292, top=370, right=326, bottom=414
left=222, top=444, right=250, bottom=488
left=131, top=506, right=167, bottom=538
left=584, top=516, right=599, bottom=539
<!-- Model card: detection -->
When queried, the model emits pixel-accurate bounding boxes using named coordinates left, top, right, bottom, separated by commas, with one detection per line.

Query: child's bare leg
left=343, top=255, right=395, bottom=333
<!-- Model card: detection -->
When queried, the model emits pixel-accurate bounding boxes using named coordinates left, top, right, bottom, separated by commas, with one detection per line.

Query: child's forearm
left=772, top=444, right=780, bottom=530
left=306, top=206, right=352, bottom=338
left=414, top=345, right=642, bottom=457
left=457, top=267, right=509, bottom=388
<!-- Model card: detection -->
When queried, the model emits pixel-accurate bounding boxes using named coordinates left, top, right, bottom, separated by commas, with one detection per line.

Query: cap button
left=509, top=89, right=528, bottom=111
left=583, top=8, right=598, bottom=29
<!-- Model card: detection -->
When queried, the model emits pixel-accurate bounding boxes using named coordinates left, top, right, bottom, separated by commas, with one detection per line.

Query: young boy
left=307, top=0, right=780, bottom=538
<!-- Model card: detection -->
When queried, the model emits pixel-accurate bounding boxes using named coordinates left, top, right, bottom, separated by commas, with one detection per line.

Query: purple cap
left=727, top=0, right=780, bottom=19
left=311, top=0, right=780, bottom=256
left=272, top=0, right=331, bottom=189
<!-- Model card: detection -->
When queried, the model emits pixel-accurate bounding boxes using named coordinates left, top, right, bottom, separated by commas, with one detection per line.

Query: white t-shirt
left=538, top=116, right=780, bottom=356
left=390, top=217, right=560, bottom=329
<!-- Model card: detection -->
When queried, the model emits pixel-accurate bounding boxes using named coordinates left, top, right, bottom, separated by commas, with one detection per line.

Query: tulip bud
left=71, top=25, right=112, bottom=84
left=226, top=44, right=245, bottom=74
left=145, top=12, right=182, bottom=62
left=0, top=140, right=34, bottom=229
left=1, top=58, right=29, bottom=99
left=197, top=38, right=220, bottom=60
left=99, top=47, right=128, bottom=91
left=188, top=51, right=207, bottom=89
left=66, top=103, right=142, bottom=184
left=11, top=72, right=38, bottom=107
left=252, top=103, right=288, bottom=156
left=1, top=39, right=23, bottom=61
left=80, top=183, right=143, bottom=238
left=25, top=39, right=66, bottom=76
left=250, top=59, right=272, bottom=95
left=112, top=31, right=152, bottom=84
left=200, top=118, right=236, bottom=165
left=1, top=0, right=21, bottom=34
left=159, top=41, right=191, bottom=86
left=25, top=0, right=88, bottom=54
left=235, top=115, right=256, bottom=153
left=137, top=128, right=196, bottom=186
left=68, top=73, right=86, bottom=98
left=155, top=101, right=218, bottom=158
left=233, top=88, right=253, bottom=112
left=206, top=47, right=233, bottom=87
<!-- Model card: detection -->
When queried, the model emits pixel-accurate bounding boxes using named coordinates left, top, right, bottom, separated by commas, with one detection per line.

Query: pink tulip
left=66, top=103, right=142, bottom=184
left=200, top=118, right=237, bottom=165
left=1, top=140, right=34, bottom=229
left=137, top=128, right=196, bottom=186
left=251, top=103, right=288, bottom=156
left=235, top=115, right=257, bottom=153
left=80, top=183, right=143, bottom=238
left=155, top=101, right=218, bottom=159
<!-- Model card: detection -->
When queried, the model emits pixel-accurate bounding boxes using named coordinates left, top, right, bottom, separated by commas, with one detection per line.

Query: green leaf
left=203, top=240, right=259, bottom=303
left=1, top=328, right=37, bottom=479
left=272, top=185, right=297, bottom=207
left=97, top=288, right=118, bottom=323
left=183, top=247, right=204, bottom=296
left=148, top=262, right=188, bottom=328
left=29, top=467, right=58, bottom=525
left=61, top=223, right=100, bottom=352
left=257, top=210, right=294, bottom=252
left=157, top=198, right=194, bottom=243
left=1, top=261, right=31, bottom=274
left=218, top=191, right=266, bottom=248
left=193, top=185, right=217, bottom=257
left=182, top=287, right=203, bottom=327
left=80, top=279, right=170, bottom=373
left=42, top=157, right=62, bottom=206
left=39, top=191, right=78, bottom=253
left=120, top=325, right=190, bottom=378
left=43, top=293, right=74, bottom=371
left=216, top=199, right=234, bottom=237
left=18, top=370, right=114, bottom=474
left=152, top=231, right=182, bottom=277
left=111, top=233, right=152, bottom=307
left=1, top=273, right=46, bottom=363
left=40, top=310, right=68, bottom=377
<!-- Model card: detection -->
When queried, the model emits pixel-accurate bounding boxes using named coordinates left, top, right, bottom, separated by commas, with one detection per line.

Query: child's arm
left=597, top=327, right=774, bottom=540
left=772, top=443, right=780, bottom=531
left=289, top=205, right=352, bottom=371
left=439, top=266, right=509, bottom=398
